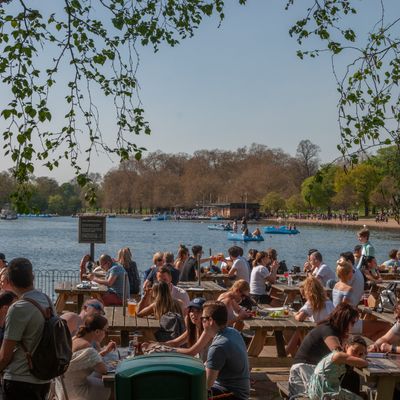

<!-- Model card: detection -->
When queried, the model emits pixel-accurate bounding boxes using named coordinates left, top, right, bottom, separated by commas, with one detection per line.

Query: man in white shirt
left=310, top=251, right=336, bottom=287
left=228, top=247, right=250, bottom=282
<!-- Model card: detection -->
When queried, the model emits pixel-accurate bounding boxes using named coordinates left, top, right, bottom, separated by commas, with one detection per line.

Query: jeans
left=3, top=379, right=50, bottom=400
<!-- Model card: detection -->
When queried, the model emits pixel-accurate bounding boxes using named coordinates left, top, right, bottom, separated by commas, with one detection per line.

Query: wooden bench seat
left=276, top=381, right=309, bottom=399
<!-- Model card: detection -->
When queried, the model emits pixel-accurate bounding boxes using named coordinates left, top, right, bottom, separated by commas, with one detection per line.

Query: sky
left=0, top=0, right=393, bottom=182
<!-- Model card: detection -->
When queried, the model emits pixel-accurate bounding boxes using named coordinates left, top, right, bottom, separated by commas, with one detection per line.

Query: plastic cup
left=363, top=295, right=369, bottom=307
left=127, top=299, right=137, bottom=316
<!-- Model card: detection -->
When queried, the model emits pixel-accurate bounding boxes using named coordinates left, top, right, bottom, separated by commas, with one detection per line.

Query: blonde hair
left=230, top=279, right=250, bottom=294
left=336, top=258, right=353, bottom=281
left=302, top=276, right=326, bottom=312
left=152, top=251, right=164, bottom=264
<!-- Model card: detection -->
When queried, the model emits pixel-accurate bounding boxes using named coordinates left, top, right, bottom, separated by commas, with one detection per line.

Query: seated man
left=369, top=304, right=400, bottom=354
left=88, top=254, right=129, bottom=306
left=203, top=301, right=250, bottom=400
left=227, top=246, right=250, bottom=282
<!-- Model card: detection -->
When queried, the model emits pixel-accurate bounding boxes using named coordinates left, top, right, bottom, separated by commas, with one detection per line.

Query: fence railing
left=34, top=269, right=80, bottom=301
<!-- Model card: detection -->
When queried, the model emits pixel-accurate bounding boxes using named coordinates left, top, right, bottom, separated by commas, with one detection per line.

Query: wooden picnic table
left=104, top=306, right=160, bottom=347
left=177, top=281, right=226, bottom=300
left=54, top=281, right=108, bottom=313
left=355, top=355, right=400, bottom=400
left=243, top=312, right=315, bottom=367
left=271, top=282, right=332, bottom=306
left=359, top=305, right=396, bottom=324
left=202, top=273, right=234, bottom=287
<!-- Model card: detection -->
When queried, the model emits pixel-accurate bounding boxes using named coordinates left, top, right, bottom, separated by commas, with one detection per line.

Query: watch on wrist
left=392, top=344, right=397, bottom=353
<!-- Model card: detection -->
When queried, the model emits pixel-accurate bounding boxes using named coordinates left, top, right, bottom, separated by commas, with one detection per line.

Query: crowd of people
left=1, top=225, right=400, bottom=399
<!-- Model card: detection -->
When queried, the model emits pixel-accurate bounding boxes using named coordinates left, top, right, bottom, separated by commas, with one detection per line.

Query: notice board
left=79, top=216, right=106, bottom=243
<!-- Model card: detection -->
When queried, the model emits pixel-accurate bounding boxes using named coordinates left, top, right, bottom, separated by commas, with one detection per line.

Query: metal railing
left=34, top=269, right=80, bottom=301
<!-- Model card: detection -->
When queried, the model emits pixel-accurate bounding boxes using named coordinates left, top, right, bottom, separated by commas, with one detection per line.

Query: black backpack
left=20, top=294, right=72, bottom=380
left=155, top=311, right=185, bottom=342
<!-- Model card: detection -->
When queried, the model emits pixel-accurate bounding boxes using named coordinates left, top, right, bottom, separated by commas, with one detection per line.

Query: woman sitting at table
left=217, top=279, right=252, bottom=329
left=360, top=256, right=382, bottom=285
left=286, top=276, right=334, bottom=356
left=332, top=257, right=354, bottom=307
left=116, top=247, right=140, bottom=295
left=288, top=303, right=360, bottom=398
left=55, top=315, right=114, bottom=400
left=79, top=254, right=94, bottom=281
left=165, top=297, right=213, bottom=361
left=250, top=251, right=278, bottom=304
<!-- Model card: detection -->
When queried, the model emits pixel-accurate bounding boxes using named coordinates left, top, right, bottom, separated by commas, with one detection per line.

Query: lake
left=1, top=217, right=400, bottom=273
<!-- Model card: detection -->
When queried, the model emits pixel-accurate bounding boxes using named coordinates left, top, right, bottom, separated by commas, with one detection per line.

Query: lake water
left=1, top=217, right=400, bottom=273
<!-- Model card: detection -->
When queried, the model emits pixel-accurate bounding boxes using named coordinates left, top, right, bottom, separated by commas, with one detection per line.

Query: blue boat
left=227, top=232, right=264, bottom=242
left=263, top=226, right=300, bottom=235
left=210, top=216, right=223, bottom=220
left=208, top=223, right=232, bottom=231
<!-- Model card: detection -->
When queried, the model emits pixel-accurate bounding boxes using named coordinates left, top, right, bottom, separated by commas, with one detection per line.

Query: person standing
left=203, top=301, right=250, bottom=400
left=227, top=247, right=250, bottom=283
left=356, top=228, right=375, bottom=269
left=180, top=245, right=210, bottom=282
left=0, top=258, right=55, bottom=400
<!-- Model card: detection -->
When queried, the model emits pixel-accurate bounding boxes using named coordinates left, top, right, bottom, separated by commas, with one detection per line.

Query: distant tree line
left=1, top=141, right=398, bottom=220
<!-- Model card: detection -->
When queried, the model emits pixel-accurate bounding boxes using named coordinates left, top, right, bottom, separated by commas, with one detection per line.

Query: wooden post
left=122, top=271, right=127, bottom=317
left=90, top=243, right=95, bottom=262
left=197, top=254, right=201, bottom=287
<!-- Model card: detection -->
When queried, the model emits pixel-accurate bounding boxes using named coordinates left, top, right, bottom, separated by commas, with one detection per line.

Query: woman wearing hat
left=166, top=297, right=213, bottom=361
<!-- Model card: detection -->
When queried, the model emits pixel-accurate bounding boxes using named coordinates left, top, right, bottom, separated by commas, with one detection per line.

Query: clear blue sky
left=0, top=0, right=391, bottom=182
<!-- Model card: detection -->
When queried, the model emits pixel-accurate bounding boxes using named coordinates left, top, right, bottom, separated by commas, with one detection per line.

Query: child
left=308, top=336, right=368, bottom=400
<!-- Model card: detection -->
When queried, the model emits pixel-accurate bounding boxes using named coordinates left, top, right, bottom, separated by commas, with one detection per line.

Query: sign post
left=78, top=216, right=106, bottom=261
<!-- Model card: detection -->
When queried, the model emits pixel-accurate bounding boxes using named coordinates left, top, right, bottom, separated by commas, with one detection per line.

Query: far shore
left=263, top=217, right=400, bottom=232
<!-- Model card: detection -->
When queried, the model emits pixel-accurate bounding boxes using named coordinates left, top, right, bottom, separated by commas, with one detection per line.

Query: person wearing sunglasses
left=202, top=301, right=250, bottom=400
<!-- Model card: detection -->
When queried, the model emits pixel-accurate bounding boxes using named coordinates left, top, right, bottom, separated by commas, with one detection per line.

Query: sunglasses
left=87, top=303, right=105, bottom=314
left=200, top=316, right=211, bottom=322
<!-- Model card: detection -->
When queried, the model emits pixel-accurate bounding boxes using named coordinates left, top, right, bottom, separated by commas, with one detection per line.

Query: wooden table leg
left=121, top=330, right=129, bottom=347
left=376, top=376, right=396, bottom=400
left=55, top=294, right=67, bottom=314
left=275, top=330, right=287, bottom=358
left=247, top=329, right=267, bottom=357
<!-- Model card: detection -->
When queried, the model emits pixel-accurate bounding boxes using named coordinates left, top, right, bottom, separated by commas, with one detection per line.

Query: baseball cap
left=188, top=297, right=206, bottom=310
left=0, top=253, right=7, bottom=263
left=85, top=300, right=105, bottom=315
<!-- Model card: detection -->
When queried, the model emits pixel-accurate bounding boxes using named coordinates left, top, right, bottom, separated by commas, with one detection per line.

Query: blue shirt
left=106, top=262, right=129, bottom=299
left=206, top=327, right=250, bottom=400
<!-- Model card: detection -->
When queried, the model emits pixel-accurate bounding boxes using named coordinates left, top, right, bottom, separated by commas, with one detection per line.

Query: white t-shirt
left=250, top=265, right=270, bottom=295
left=298, top=299, right=335, bottom=323
left=312, top=263, right=336, bottom=287
left=231, top=257, right=250, bottom=282
left=170, top=284, right=190, bottom=309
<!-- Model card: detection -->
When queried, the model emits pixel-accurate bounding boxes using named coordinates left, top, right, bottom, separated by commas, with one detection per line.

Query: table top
left=243, top=314, right=315, bottom=331
left=359, top=305, right=396, bottom=324
left=104, top=306, right=160, bottom=330
left=356, top=355, right=400, bottom=377
left=178, top=281, right=226, bottom=292
left=271, top=283, right=302, bottom=293
left=55, top=281, right=108, bottom=294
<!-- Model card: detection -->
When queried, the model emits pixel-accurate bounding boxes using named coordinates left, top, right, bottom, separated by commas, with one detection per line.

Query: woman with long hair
left=137, top=281, right=183, bottom=318
left=250, top=251, right=278, bottom=304
left=174, top=245, right=189, bottom=271
left=166, top=297, right=213, bottom=361
left=217, top=279, right=252, bottom=328
left=289, top=303, right=360, bottom=397
left=286, top=276, right=334, bottom=356
left=55, top=315, right=114, bottom=400
left=116, top=247, right=140, bottom=295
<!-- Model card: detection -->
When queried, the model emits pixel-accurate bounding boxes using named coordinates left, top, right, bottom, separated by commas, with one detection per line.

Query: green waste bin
left=115, top=353, right=207, bottom=400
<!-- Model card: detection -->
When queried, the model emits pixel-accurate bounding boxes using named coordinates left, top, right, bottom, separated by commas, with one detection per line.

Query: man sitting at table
left=369, top=304, right=400, bottom=354
left=203, top=301, right=250, bottom=400
left=156, top=266, right=190, bottom=310
left=227, top=247, right=250, bottom=283
left=180, top=245, right=210, bottom=281
left=310, top=251, right=336, bottom=287
left=61, top=299, right=105, bottom=336
left=88, top=254, right=129, bottom=306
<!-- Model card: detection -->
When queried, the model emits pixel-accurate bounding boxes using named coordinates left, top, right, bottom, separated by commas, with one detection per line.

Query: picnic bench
left=104, top=306, right=160, bottom=346
left=177, top=281, right=226, bottom=300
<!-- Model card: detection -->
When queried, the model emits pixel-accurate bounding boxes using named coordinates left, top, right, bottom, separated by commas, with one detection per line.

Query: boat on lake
left=142, top=216, right=151, bottom=222
left=264, top=225, right=300, bottom=235
left=208, top=223, right=232, bottom=231
left=227, top=232, right=264, bottom=242
left=0, top=205, right=17, bottom=220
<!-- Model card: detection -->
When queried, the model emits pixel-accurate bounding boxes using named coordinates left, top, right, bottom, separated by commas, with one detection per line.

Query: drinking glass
left=127, top=299, right=137, bottom=317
